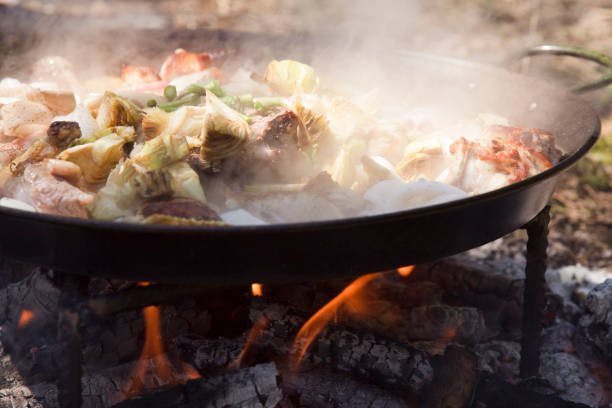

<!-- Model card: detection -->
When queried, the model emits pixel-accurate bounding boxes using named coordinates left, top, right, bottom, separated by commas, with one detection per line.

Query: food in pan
left=0, top=49, right=562, bottom=225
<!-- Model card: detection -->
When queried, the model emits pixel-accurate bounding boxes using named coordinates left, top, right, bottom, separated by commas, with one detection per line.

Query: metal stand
left=519, top=205, right=550, bottom=379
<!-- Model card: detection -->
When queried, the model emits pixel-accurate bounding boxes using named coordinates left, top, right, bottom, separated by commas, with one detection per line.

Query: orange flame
left=17, top=309, right=35, bottom=328
left=229, top=315, right=269, bottom=369
left=251, top=283, right=263, bottom=297
left=127, top=282, right=200, bottom=397
left=397, top=265, right=415, bottom=276
left=290, top=272, right=381, bottom=368
left=291, top=266, right=415, bottom=369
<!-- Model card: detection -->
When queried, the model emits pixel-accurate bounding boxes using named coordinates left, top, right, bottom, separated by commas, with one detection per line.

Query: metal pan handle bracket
left=520, top=45, right=612, bottom=93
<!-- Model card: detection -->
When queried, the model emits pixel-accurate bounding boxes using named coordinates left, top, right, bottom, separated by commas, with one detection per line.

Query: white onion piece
left=363, top=179, right=467, bottom=215
left=0, top=198, right=36, bottom=212
left=220, top=209, right=266, bottom=226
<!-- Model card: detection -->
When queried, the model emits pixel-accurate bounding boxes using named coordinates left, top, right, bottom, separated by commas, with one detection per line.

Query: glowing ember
left=397, top=265, right=415, bottom=276
left=127, top=283, right=200, bottom=397
left=251, top=283, right=263, bottom=297
left=17, top=309, right=34, bottom=328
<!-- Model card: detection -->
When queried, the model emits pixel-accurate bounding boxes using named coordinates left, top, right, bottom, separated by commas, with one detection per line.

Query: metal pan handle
left=520, top=45, right=612, bottom=93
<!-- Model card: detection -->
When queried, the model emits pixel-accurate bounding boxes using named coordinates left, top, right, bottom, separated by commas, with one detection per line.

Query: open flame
left=290, top=266, right=414, bottom=368
left=17, top=309, right=35, bottom=328
left=229, top=315, right=269, bottom=369
left=397, top=265, right=415, bottom=276
left=251, top=283, right=263, bottom=297
left=127, top=282, right=200, bottom=397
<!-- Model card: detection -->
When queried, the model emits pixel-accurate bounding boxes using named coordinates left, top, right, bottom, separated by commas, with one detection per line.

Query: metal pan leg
left=519, top=205, right=550, bottom=378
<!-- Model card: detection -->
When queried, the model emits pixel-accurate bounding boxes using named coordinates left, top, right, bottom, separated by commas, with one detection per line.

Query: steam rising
left=0, top=0, right=587, bottom=224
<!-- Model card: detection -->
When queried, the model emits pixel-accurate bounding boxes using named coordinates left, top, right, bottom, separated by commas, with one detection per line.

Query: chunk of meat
left=159, top=49, right=214, bottom=81
left=38, top=90, right=76, bottom=115
left=1, top=100, right=53, bottom=137
left=251, top=110, right=300, bottom=149
left=482, top=124, right=563, bottom=164
left=46, top=158, right=82, bottom=183
left=224, top=110, right=315, bottom=183
left=120, top=65, right=161, bottom=86
left=396, top=123, right=559, bottom=195
left=140, top=198, right=221, bottom=221
left=0, top=139, right=24, bottom=167
left=6, top=160, right=93, bottom=218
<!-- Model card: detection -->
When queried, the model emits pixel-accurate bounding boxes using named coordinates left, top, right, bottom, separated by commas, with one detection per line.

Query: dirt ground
left=5, top=0, right=612, bottom=269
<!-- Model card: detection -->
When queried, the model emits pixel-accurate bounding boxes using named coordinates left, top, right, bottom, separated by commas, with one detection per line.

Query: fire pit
left=0, top=5, right=610, bottom=408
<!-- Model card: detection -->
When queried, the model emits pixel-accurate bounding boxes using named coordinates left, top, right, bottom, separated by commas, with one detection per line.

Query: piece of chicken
left=396, top=123, right=560, bottom=195
left=1, top=100, right=53, bottom=138
left=3, top=159, right=93, bottom=218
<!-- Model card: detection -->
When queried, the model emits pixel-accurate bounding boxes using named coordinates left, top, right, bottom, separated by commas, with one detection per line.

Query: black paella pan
left=0, top=22, right=603, bottom=285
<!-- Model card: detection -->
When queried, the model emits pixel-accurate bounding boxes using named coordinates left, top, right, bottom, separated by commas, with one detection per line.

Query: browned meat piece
left=251, top=110, right=300, bottom=150
left=140, top=198, right=221, bottom=221
left=223, top=110, right=314, bottom=184
left=6, top=160, right=94, bottom=218
left=120, top=65, right=161, bottom=85
left=46, top=121, right=81, bottom=148
left=185, top=152, right=211, bottom=173
left=482, top=125, right=563, bottom=164
left=159, top=49, right=213, bottom=81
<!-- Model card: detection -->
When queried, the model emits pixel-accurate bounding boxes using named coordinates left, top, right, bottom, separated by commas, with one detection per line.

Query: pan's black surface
left=0, top=26, right=600, bottom=285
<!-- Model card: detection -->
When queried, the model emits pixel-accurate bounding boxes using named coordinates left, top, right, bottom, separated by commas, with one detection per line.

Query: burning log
left=408, top=255, right=562, bottom=334
left=109, top=362, right=282, bottom=408
left=279, top=365, right=412, bottom=408
left=422, top=345, right=478, bottom=408
left=248, top=301, right=434, bottom=395
left=473, top=372, right=592, bottom=408
left=343, top=304, right=486, bottom=347
left=0, top=382, right=58, bottom=408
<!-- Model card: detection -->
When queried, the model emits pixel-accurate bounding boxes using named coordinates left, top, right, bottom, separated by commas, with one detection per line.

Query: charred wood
left=575, top=279, right=612, bottom=367
left=343, top=304, right=486, bottom=346
left=0, top=382, right=58, bottom=408
left=408, top=255, right=562, bottom=335
left=267, top=278, right=443, bottom=316
left=249, top=301, right=434, bottom=395
left=109, top=362, right=282, bottom=408
left=279, top=365, right=413, bottom=408
left=422, top=345, right=477, bottom=408
left=472, top=372, right=592, bottom=408
left=0, top=256, right=36, bottom=290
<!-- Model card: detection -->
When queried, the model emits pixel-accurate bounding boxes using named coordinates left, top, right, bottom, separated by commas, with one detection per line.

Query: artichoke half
left=89, top=159, right=206, bottom=221
left=96, top=92, right=142, bottom=129
left=142, top=106, right=206, bottom=149
left=59, top=128, right=136, bottom=184
left=263, top=60, right=319, bottom=95
left=200, top=90, right=252, bottom=162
